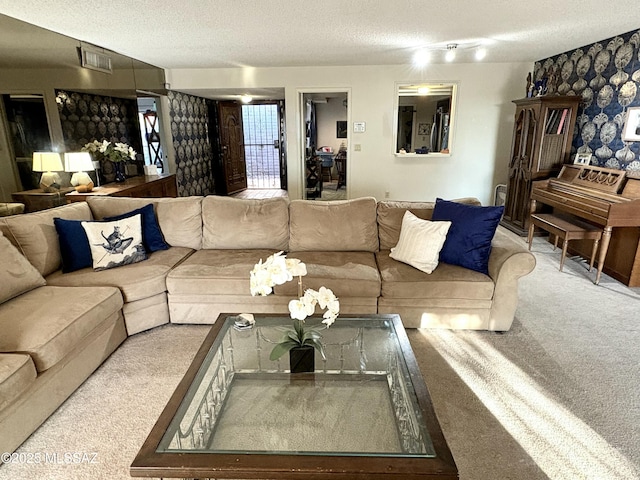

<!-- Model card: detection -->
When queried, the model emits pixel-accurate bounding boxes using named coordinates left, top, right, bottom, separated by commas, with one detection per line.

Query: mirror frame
left=393, top=81, right=458, bottom=157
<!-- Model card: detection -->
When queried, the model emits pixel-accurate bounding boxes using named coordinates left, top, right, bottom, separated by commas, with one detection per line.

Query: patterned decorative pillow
left=104, top=204, right=169, bottom=252
left=81, top=214, right=147, bottom=271
left=0, top=231, right=46, bottom=303
left=390, top=211, right=452, bottom=274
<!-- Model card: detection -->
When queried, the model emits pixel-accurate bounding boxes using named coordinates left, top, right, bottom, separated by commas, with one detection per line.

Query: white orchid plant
left=249, top=251, right=339, bottom=361
left=82, top=140, right=136, bottom=163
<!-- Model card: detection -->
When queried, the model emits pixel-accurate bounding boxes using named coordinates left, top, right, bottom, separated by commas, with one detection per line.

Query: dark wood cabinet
left=12, top=188, right=75, bottom=213
left=66, top=174, right=177, bottom=203
left=501, top=96, right=581, bottom=235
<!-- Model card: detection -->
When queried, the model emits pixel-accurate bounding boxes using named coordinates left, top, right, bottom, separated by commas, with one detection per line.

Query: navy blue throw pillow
left=431, top=198, right=504, bottom=275
left=54, top=217, right=93, bottom=273
left=105, top=204, right=169, bottom=252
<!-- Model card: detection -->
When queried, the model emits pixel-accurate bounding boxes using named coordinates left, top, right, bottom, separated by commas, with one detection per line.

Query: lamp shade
left=32, top=152, right=63, bottom=172
left=64, top=152, right=94, bottom=172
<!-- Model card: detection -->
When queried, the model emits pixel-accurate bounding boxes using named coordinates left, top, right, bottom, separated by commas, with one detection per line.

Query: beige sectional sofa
left=0, top=194, right=535, bottom=456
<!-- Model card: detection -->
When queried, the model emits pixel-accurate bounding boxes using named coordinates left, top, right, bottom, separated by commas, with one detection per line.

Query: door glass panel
left=242, top=103, right=281, bottom=189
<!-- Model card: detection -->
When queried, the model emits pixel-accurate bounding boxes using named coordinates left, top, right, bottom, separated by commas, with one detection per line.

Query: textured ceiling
left=0, top=1, right=638, bottom=69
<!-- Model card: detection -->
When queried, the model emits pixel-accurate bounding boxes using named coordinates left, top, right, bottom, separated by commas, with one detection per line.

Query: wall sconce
left=64, top=152, right=95, bottom=192
left=32, top=152, right=63, bottom=192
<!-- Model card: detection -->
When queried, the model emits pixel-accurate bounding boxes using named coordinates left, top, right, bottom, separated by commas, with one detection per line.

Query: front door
left=218, top=101, right=247, bottom=194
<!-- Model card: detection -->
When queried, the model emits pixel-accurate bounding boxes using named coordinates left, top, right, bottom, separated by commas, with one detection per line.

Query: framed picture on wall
left=573, top=153, right=592, bottom=165
left=336, top=121, right=347, bottom=138
left=622, top=106, right=640, bottom=141
left=418, top=123, right=431, bottom=135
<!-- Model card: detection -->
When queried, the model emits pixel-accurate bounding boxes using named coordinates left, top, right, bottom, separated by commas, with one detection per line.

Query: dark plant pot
left=113, top=162, right=126, bottom=183
left=289, top=345, right=315, bottom=373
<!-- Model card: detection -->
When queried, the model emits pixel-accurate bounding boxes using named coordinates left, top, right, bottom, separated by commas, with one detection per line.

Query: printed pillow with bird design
left=81, top=214, right=147, bottom=271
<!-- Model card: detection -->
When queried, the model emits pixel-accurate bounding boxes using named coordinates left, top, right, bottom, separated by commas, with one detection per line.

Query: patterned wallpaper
left=534, top=29, right=640, bottom=175
left=55, top=90, right=142, bottom=183
left=167, top=91, right=214, bottom=196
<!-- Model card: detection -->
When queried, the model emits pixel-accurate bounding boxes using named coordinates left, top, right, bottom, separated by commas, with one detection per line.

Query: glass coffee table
left=131, top=314, right=457, bottom=479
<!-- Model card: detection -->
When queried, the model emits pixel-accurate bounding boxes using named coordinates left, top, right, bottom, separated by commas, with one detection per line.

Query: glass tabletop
left=156, top=315, right=435, bottom=458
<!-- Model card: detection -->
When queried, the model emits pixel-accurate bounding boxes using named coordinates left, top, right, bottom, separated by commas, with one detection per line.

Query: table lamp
left=64, top=152, right=95, bottom=192
left=32, top=152, right=63, bottom=192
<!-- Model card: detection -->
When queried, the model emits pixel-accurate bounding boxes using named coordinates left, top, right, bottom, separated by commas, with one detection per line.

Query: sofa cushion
left=0, top=353, right=37, bottom=410
left=2, top=202, right=93, bottom=276
left=432, top=198, right=504, bottom=275
left=376, top=251, right=494, bottom=300
left=46, top=247, right=193, bottom=303
left=167, top=249, right=279, bottom=296
left=104, top=203, right=170, bottom=252
left=0, top=286, right=123, bottom=372
left=389, top=211, right=451, bottom=274
left=87, top=196, right=203, bottom=250
left=289, top=197, right=379, bottom=252
left=377, top=198, right=481, bottom=250
left=0, top=231, right=46, bottom=304
left=82, top=214, right=147, bottom=271
left=274, top=251, right=381, bottom=297
left=202, top=196, right=289, bottom=250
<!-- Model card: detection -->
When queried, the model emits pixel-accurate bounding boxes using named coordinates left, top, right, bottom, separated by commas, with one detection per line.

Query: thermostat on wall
left=353, top=122, right=366, bottom=133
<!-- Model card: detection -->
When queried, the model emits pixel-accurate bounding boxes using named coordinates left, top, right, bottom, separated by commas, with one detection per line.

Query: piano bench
left=528, top=213, right=603, bottom=273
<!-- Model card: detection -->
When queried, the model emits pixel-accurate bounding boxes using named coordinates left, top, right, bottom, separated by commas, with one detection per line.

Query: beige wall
left=167, top=62, right=529, bottom=204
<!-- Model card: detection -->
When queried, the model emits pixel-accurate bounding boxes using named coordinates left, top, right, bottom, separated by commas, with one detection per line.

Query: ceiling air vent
left=80, top=47, right=112, bottom=74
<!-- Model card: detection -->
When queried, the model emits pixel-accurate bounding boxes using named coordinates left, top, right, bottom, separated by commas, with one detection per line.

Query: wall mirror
left=0, top=13, right=167, bottom=199
left=395, top=82, right=456, bottom=155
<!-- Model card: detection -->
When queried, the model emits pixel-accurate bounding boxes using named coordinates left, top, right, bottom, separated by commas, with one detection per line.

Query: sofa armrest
left=486, top=227, right=536, bottom=331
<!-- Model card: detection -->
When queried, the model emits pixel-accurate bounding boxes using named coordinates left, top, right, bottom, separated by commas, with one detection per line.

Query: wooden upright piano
left=530, top=164, right=640, bottom=286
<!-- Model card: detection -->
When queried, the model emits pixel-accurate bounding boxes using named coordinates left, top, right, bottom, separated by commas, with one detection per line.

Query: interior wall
left=534, top=28, right=640, bottom=174
left=166, top=90, right=214, bottom=196
left=167, top=62, right=529, bottom=204
left=315, top=96, right=347, bottom=153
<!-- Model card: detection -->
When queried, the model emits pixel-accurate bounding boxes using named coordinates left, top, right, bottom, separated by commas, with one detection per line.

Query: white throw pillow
left=81, top=214, right=147, bottom=271
left=390, top=211, right=451, bottom=274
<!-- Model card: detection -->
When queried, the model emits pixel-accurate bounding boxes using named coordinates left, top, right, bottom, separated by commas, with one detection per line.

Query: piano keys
left=530, top=164, right=640, bottom=286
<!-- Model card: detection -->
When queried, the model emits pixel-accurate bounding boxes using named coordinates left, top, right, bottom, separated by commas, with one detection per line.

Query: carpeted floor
left=1, top=233, right=639, bottom=480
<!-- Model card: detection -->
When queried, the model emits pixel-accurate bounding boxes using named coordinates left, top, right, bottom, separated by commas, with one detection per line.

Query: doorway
left=300, top=90, right=349, bottom=200
left=242, top=103, right=282, bottom=189
left=137, top=97, right=164, bottom=174
left=1, top=94, right=51, bottom=192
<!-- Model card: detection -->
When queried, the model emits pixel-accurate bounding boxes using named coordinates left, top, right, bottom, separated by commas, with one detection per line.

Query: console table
left=66, top=174, right=177, bottom=203
left=12, top=187, right=75, bottom=213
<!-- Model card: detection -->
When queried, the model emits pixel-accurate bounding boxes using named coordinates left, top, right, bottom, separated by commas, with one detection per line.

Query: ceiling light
left=445, top=44, right=457, bottom=62
left=241, top=94, right=253, bottom=104
left=413, top=49, right=431, bottom=67
left=417, top=86, right=430, bottom=95
left=475, top=47, right=487, bottom=61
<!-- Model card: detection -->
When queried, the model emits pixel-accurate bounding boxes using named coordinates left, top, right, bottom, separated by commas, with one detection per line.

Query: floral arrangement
left=82, top=140, right=136, bottom=163
left=250, top=251, right=339, bottom=361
